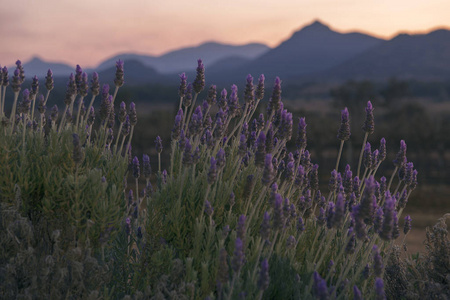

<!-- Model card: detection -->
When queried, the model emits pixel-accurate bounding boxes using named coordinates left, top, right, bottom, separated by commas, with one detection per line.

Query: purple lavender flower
left=353, top=285, right=363, bottom=300
left=317, top=207, right=326, bottom=226
left=360, top=176, right=376, bottom=225
left=337, top=107, right=350, bottom=141
left=404, top=162, right=414, bottom=186
left=403, top=215, right=412, bottom=234
left=380, top=193, right=395, bottom=241
left=353, top=176, right=361, bottom=199
left=257, top=259, right=270, bottom=291
left=64, top=73, right=77, bottom=105
left=207, top=157, right=217, bottom=184
left=121, top=115, right=131, bottom=136
left=244, top=74, right=255, bottom=107
left=374, top=207, right=383, bottom=233
left=297, top=217, right=305, bottom=233
left=231, top=238, right=245, bottom=273
left=262, top=154, right=275, bottom=186
left=296, top=117, right=307, bottom=150
left=343, top=165, right=353, bottom=195
left=117, top=102, right=126, bottom=123
left=171, top=109, right=183, bottom=140
left=31, top=75, right=39, bottom=96
left=2, top=67, right=9, bottom=87
left=18, top=89, right=31, bottom=115
left=216, top=148, right=226, bottom=169
left=90, top=72, right=99, bottom=95
left=272, top=193, right=284, bottom=230
left=99, top=94, right=112, bottom=122
left=363, top=142, right=373, bottom=169
left=129, top=102, right=137, bottom=126
left=228, top=84, right=240, bottom=117
left=178, top=73, right=187, bottom=98
left=309, top=164, right=319, bottom=191
left=295, top=165, right=305, bottom=188
left=255, top=74, right=265, bottom=100
left=313, top=271, right=329, bottom=300
left=37, top=94, right=46, bottom=114
left=266, top=79, right=282, bottom=120
left=50, top=105, right=59, bottom=122
left=326, top=202, right=336, bottom=229
left=362, top=101, right=375, bottom=134
left=154, top=136, right=163, bottom=154
left=114, top=59, right=124, bottom=87
left=255, top=132, right=266, bottom=167
left=206, top=84, right=216, bottom=105
left=142, top=154, right=151, bottom=179
left=328, top=170, right=338, bottom=192
left=237, top=215, right=246, bottom=242
left=286, top=235, right=296, bottom=248
left=346, top=227, right=356, bottom=254
left=193, top=59, right=205, bottom=94
left=204, top=200, right=214, bottom=216
left=300, top=150, right=311, bottom=169
left=243, top=175, right=255, bottom=200
left=375, top=278, right=386, bottom=300
left=132, top=156, right=140, bottom=179
left=392, top=212, right=400, bottom=239
left=182, top=139, right=193, bottom=165
left=393, top=140, right=407, bottom=167
left=373, top=245, right=384, bottom=277
left=352, top=205, right=367, bottom=240
left=11, top=69, right=22, bottom=92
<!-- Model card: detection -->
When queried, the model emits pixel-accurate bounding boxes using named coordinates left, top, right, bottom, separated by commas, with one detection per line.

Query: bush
left=0, top=59, right=446, bottom=299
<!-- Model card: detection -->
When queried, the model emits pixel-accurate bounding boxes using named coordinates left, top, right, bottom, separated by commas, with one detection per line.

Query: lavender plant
left=1, top=59, right=446, bottom=299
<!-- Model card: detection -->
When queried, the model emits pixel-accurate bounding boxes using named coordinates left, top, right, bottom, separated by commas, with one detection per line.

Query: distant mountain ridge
left=96, top=42, right=270, bottom=74
left=209, top=20, right=384, bottom=81
left=14, top=20, right=450, bottom=84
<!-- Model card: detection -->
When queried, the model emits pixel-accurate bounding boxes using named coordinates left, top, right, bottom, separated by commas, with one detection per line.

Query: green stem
left=357, top=132, right=369, bottom=179
left=335, top=140, right=345, bottom=172
left=9, top=91, right=19, bottom=134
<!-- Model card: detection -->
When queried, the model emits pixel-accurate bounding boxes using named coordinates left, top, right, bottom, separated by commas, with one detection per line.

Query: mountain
left=96, top=42, right=270, bottom=74
left=98, top=59, right=167, bottom=86
left=322, top=29, right=450, bottom=80
left=208, top=20, right=384, bottom=83
left=22, top=56, right=74, bottom=78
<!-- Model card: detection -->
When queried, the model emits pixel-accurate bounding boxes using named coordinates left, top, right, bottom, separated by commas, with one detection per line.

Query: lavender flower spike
left=393, top=140, right=407, bottom=167
left=261, top=154, right=275, bottom=186
left=255, top=74, right=265, bottom=100
left=353, top=286, right=363, bottom=300
left=155, top=136, right=163, bottom=153
left=114, top=59, right=124, bottom=87
left=142, top=154, right=151, bottom=179
left=231, top=238, right=245, bottom=273
left=132, top=156, right=140, bottom=179
left=296, top=117, right=307, bottom=150
left=337, top=107, right=350, bottom=141
left=257, top=259, right=270, bottom=291
left=193, top=59, right=205, bottom=94
left=404, top=215, right=412, bottom=234
left=362, top=100, right=375, bottom=134
left=204, top=200, right=214, bottom=216
left=207, top=157, right=217, bottom=185
left=375, top=278, right=386, bottom=300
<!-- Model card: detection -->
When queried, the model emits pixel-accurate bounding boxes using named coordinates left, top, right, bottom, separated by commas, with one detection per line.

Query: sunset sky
left=2, top=0, right=449, bottom=68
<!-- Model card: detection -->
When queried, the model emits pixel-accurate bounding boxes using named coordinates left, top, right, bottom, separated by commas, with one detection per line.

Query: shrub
left=0, top=59, right=444, bottom=299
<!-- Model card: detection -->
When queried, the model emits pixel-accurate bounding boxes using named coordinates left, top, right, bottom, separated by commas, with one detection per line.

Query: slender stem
left=9, top=92, right=19, bottom=134
left=335, top=140, right=345, bottom=172
left=112, top=86, right=119, bottom=106
left=357, top=132, right=369, bottom=179
left=75, top=96, right=85, bottom=129
left=30, top=95, right=36, bottom=122
left=184, top=93, right=198, bottom=132
left=387, top=166, right=399, bottom=192
left=43, top=90, right=51, bottom=106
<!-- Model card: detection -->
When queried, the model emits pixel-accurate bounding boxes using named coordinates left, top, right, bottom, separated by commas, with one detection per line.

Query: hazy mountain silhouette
left=208, top=20, right=384, bottom=83
left=96, top=42, right=270, bottom=74
left=22, top=56, right=74, bottom=78
left=322, top=29, right=450, bottom=80
left=98, top=60, right=168, bottom=86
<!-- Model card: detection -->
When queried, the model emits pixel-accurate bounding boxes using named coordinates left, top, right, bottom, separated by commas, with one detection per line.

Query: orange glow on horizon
left=1, top=0, right=450, bottom=68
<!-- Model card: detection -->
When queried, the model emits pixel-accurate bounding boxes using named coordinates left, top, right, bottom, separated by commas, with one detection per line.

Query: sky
left=1, top=0, right=450, bottom=68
